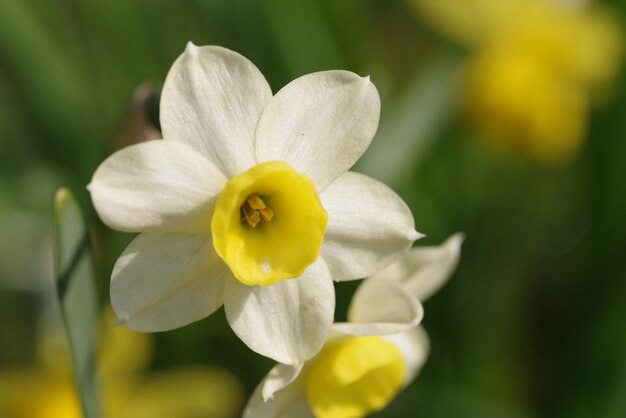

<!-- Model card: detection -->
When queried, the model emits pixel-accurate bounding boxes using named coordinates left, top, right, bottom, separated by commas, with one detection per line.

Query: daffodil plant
left=88, top=43, right=420, bottom=365
left=244, top=233, right=463, bottom=418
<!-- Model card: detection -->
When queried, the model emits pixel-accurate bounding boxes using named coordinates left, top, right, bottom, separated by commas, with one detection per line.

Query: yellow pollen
left=241, top=194, right=274, bottom=228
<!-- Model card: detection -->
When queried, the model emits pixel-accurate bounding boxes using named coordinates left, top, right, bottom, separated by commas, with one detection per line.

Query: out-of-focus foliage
left=0, top=309, right=245, bottom=418
left=1, top=0, right=625, bottom=417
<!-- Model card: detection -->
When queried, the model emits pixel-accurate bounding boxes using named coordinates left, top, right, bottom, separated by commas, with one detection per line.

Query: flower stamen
left=241, top=194, right=274, bottom=227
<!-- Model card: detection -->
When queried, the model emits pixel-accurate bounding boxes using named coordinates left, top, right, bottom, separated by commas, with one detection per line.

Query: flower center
left=211, top=161, right=327, bottom=286
left=305, top=336, right=406, bottom=418
left=240, top=193, right=274, bottom=228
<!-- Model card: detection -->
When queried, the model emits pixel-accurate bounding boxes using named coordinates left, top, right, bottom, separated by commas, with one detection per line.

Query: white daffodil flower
left=243, top=233, right=463, bottom=418
left=88, top=43, right=420, bottom=365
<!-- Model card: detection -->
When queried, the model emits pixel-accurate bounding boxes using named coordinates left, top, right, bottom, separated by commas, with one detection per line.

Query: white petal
left=243, top=374, right=313, bottom=418
left=89, top=140, right=226, bottom=233
left=111, top=233, right=227, bottom=331
left=261, top=364, right=304, bottom=401
left=161, top=43, right=273, bottom=177
left=383, top=326, right=430, bottom=385
left=332, top=278, right=423, bottom=336
left=255, top=71, right=380, bottom=190
left=320, top=172, right=421, bottom=281
left=330, top=319, right=419, bottom=339
left=224, top=258, right=334, bottom=364
left=371, top=233, right=464, bottom=302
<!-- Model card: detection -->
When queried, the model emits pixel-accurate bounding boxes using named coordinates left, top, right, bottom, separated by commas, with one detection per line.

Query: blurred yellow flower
left=0, top=310, right=245, bottom=418
left=412, top=0, right=623, bottom=164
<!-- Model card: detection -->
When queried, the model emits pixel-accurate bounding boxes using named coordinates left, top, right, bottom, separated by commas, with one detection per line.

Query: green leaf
left=0, top=0, right=103, bottom=175
left=262, top=0, right=347, bottom=76
left=356, top=53, right=461, bottom=186
left=53, top=188, right=101, bottom=418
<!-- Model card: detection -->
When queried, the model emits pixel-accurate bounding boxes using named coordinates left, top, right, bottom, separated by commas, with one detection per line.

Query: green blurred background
left=1, top=0, right=626, bottom=417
